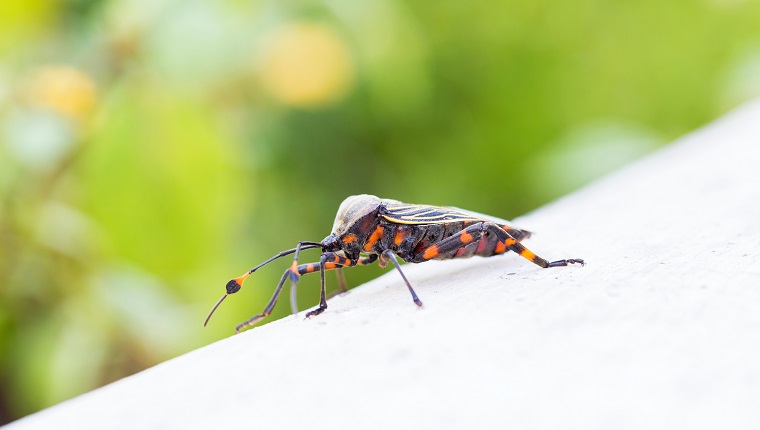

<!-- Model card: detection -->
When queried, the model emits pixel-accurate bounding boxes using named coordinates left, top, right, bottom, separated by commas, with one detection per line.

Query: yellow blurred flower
left=26, top=65, right=97, bottom=122
left=258, top=22, right=355, bottom=108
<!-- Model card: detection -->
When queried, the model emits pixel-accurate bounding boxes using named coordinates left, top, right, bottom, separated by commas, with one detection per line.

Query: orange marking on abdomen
left=364, top=226, right=385, bottom=251
left=423, top=245, right=440, bottom=260
left=460, top=230, right=474, bottom=243
left=505, top=238, right=517, bottom=247
left=306, top=264, right=316, bottom=273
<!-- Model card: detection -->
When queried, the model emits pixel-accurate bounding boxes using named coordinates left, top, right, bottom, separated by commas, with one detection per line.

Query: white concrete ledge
left=7, top=101, right=760, bottom=430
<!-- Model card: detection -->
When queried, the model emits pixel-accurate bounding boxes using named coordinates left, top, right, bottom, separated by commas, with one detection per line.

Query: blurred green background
left=2, top=0, right=760, bottom=423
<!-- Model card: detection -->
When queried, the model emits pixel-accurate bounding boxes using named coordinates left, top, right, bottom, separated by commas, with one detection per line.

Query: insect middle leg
left=295, top=254, right=377, bottom=319
left=379, top=249, right=423, bottom=307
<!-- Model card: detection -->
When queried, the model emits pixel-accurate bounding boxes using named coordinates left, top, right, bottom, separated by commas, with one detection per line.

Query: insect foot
left=235, top=314, right=266, bottom=332
left=304, top=306, right=327, bottom=319
left=547, top=258, right=585, bottom=267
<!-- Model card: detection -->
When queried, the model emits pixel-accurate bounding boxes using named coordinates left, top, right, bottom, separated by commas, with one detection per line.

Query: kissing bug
left=205, top=194, right=584, bottom=332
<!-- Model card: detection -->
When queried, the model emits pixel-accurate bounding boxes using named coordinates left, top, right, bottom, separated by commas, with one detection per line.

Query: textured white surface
left=6, top=101, right=760, bottom=430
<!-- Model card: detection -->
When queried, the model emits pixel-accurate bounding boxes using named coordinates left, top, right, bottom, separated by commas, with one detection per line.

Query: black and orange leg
left=296, top=253, right=378, bottom=319
left=235, top=241, right=311, bottom=332
left=500, top=224, right=532, bottom=242
left=235, top=269, right=289, bottom=332
left=290, top=252, right=355, bottom=317
left=411, top=222, right=584, bottom=268
left=379, top=249, right=423, bottom=307
left=480, top=223, right=584, bottom=268
left=410, top=223, right=487, bottom=263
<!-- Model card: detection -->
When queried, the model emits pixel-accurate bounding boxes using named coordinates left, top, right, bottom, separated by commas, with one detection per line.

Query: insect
left=205, top=194, right=584, bottom=332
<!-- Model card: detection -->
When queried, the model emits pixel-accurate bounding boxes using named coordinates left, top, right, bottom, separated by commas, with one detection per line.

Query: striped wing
left=379, top=201, right=487, bottom=225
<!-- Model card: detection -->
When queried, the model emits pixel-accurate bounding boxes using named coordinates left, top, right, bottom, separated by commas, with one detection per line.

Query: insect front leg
left=235, top=241, right=310, bottom=332
left=235, top=270, right=290, bottom=332
left=236, top=254, right=330, bottom=332
left=291, top=254, right=378, bottom=319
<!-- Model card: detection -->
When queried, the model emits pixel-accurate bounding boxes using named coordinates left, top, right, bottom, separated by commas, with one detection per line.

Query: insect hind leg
left=502, top=225, right=532, bottom=242
left=482, top=223, right=584, bottom=268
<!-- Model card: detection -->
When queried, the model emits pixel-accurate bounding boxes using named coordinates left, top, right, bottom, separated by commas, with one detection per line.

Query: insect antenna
left=203, top=241, right=322, bottom=327
left=204, top=294, right=228, bottom=326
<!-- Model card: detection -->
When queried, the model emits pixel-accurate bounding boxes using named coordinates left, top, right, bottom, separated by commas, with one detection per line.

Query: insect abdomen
left=409, top=222, right=531, bottom=262
left=364, top=219, right=532, bottom=263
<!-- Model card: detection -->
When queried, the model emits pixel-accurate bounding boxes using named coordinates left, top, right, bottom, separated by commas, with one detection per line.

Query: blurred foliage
left=2, top=0, right=760, bottom=423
